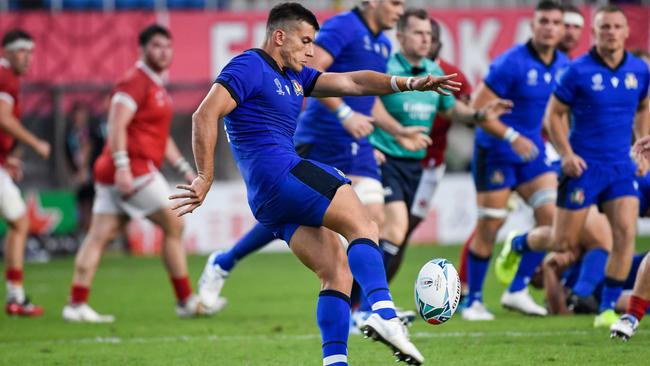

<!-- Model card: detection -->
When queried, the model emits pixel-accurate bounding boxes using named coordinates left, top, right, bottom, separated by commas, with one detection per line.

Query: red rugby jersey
left=94, top=61, right=173, bottom=184
left=0, top=58, right=22, bottom=165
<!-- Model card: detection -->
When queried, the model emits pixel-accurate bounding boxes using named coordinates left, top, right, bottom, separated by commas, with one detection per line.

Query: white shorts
left=352, top=176, right=385, bottom=205
left=410, top=164, right=446, bottom=219
left=0, top=167, right=26, bottom=222
left=93, top=171, right=172, bottom=219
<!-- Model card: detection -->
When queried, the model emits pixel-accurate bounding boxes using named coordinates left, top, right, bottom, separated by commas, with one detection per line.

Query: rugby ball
left=414, top=258, right=461, bottom=325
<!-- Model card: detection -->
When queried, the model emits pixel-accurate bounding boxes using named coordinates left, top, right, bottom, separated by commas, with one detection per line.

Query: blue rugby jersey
left=476, top=41, right=569, bottom=163
left=294, top=7, right=391, bottom=146
left=554, top=48, right=650, bottom=165
left=216, top=49, right=321, bottom=212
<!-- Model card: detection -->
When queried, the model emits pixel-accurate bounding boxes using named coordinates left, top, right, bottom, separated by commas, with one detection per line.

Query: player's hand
left=395, top=126, right=432, bottom=152
left=635, top=152, right=650, bottom=177
left=34, top=140, right=51, bottom=160
left=5, top=156, right=23, bottom=182
left=633, top=135, right=650, bottom=162
left=561, top=153, right=587, bottom=178
left=481, top=99, right=513, bottom=121
left=342, top=112, right=374, bottom=139
left=170, top=174, right=212, bottom=216
left=411, top=73, right=462, bottom=96
left=115, top=167, right=134, bottom=196
left=510, top=135, right=539, bottom=162
left=373, top=149, right=386, bottom=165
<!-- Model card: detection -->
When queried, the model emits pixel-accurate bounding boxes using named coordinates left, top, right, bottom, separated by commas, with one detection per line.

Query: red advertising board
left=0, top=6, right=648, bottom=106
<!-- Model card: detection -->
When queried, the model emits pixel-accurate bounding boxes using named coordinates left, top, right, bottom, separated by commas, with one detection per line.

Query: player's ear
left=272, top=29, right=285, bottom=46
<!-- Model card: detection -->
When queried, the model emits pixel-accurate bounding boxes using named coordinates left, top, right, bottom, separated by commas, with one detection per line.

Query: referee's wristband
left=503, top=127, right=520, bottom=143
left=335, top=103, right=353, bottom=123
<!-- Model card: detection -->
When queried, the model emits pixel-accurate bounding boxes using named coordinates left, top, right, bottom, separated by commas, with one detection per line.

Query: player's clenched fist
left=561, top=153, right=588, bottom=178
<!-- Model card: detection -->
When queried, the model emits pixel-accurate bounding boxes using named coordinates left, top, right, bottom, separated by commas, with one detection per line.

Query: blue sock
left=599, top=277, right=625, bottom=313
left=347, top=238, right=396, bottom=320
left=572, top=248, right=608, bottom=297
left=512, top=233, right=530, bottom=254
left=467, top=250, right=490, bottom=305
left=213, top=223, right=275, bottom=271
left=508, top=251, right=546, bottom=293
left=317, top=290, right=350, bottom=366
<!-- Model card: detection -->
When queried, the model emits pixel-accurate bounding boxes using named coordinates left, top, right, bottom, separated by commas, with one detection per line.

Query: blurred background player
left=461, top=0, right=568, bottom=321
left=497, top=5, right=650, bottom=328
left=557, top=4, right=584, bottom=56
left=171, top=3, right=460, bottom=363
left=1, top=29, right=51, bottom=317
left=62, top=24, right=215, bottom=323
left=198, top=0, right=430, bottom=314
left=355, top=9, right=509, bottom=325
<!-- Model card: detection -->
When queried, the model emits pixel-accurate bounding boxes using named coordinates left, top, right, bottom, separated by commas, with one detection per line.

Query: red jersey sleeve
left=113, top=71, right=148, bottom=110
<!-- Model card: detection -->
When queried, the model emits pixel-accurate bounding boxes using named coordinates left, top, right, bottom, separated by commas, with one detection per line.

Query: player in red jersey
left=62, top=25, right=216, bottom=323
left=1, top=29, right=51, bottom=317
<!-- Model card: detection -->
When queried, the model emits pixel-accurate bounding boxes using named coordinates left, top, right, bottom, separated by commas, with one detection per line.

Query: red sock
left=627, top=295, right=650, bottom=322
left=5, top=268, right=23, bottom=284
left=171, top=276, right=192, bottom=303
left=70, top=284, right=90, bottom=304
left=458, top=228, right=476, bottom=287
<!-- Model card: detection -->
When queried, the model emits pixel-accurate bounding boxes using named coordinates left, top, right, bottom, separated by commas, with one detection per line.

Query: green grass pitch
left=2, top=239, right=650, bottom=365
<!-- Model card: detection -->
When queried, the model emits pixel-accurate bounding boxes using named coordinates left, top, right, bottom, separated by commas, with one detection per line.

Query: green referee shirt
left=370, top=52, right=456, bottom=159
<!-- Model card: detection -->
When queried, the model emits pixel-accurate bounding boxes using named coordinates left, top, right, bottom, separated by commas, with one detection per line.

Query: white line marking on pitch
left=2, top=329, right=644, bottom=347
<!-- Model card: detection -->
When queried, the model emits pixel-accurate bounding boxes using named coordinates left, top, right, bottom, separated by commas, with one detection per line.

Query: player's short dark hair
left=2, top=29, right=32, bottom=48
left=397, top=8, right=429, bottom=32
left=536, top=0, right=564, bottom=13
left=563, top=3, right=583, bottom=17
left=266, top=2, right=320, bottom=33
left=138, top=24, right=171, bottom=47
left=594, top=4, right=624, bottom=17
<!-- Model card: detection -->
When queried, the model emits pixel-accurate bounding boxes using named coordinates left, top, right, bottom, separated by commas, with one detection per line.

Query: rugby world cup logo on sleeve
left=274, top=78, right=285, bottom=96
left=291, top=80, right=303, bottom=96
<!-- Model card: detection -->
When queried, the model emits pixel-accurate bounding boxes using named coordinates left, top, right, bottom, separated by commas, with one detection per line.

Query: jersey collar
left=525, top=39, right=558, bottom=68
left=395, top=52, right=426, bottom=75
left=589, top=46, right=628, bottom=72
left=251, top=48, right=287, bottom=76
left=136, top=60, right=164, bottom=86
left=352, top=7, right=382, bottom=38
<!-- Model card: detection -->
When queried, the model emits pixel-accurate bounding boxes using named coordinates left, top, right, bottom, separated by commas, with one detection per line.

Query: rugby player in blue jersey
left=195, top=1, right=429, bottom=318
left=170, top=3, right=461, bottom=365
left=461, top=0, right=569, bottom=321
left=497, top=5, right=650, bottom=329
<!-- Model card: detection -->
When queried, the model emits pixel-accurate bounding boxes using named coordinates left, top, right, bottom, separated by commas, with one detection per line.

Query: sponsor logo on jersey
left=611, top=76, right=620, bottom=88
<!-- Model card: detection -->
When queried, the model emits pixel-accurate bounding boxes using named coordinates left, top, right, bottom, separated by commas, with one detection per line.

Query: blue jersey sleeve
left=314, top=15, right=352, bottom=59
left=484, top=53, right=516, bottom=97
left=215, top=53, right=261, bottom=105
left=553, top=65, right=578, bottom=106
left=299, top=66, right=322, bottom=97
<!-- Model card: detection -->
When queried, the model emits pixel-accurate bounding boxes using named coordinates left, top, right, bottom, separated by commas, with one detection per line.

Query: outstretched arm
left=310, top=71, right=460, bottom=98
left=170, top=83, right=237, bottom=216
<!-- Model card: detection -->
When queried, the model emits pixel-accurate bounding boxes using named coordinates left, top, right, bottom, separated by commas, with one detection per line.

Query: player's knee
left=552, top=234, right=576, bottom=252
left=161, top=214, right=184, bottom=238
left=370, top=208, right=385, bottom=230
left=7, top=214, right=29, bottom=234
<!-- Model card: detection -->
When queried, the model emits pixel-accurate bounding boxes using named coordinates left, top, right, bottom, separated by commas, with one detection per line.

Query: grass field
left=2, top=240, right=650, bottom=365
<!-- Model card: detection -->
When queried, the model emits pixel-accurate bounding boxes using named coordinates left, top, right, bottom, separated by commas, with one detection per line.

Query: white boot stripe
left=323, top=354, right=347, bottom=365
left=371, top=300, right=395, bottom=311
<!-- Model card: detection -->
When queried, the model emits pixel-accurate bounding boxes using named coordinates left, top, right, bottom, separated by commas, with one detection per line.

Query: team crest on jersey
left=591, top=73, right=604, bottom=91
left=291, top=80, right=303, bottom=96
left=274, top=78, right=285, bottom=96
left=625, top=73, right=638, bottom=90
left=490, top=170, right=505, bottom=185
left=526, top=69, right=538, bottom=86
left=570, top=188, right=585, bottom=205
